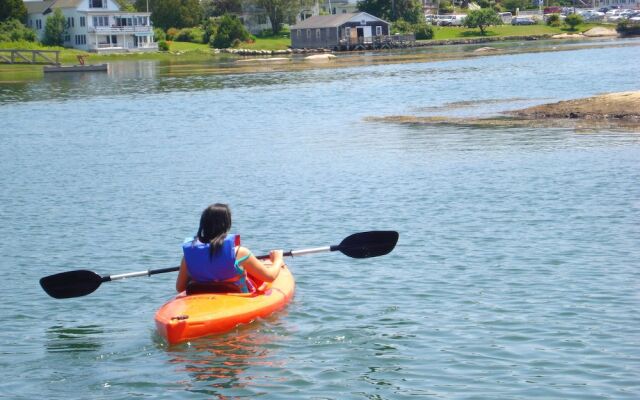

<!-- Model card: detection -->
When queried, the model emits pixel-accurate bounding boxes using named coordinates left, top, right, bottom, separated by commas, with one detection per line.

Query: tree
left=211, top=14, right=249, bottom=47
left=201, top=0, right=242, bottom=18
left=357, top=0, right=391, bottom=21
left=0, top=19, right=37, bottom=42
left=357, top=0, right=422, bottom=22
left=253, top=0, right=307, bottom=35
left=394, top=0, right=423, bottom=24
left=501, top=0, right=529, bottom=14
left=43, top=9, right=66, bottom=46
left=0, top=0, right=27, bottom=23
left=463, top=8, right=501, bottom=35
left=135, top=0, right=203, bottom=30
left=564, top=13, right=583, bottom=31
left=114, top=0, right=136, bottom=12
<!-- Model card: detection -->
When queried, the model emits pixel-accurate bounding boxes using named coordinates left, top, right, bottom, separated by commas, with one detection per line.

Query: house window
left=345, top=27, right=350, bottom=38
left=376, top=26, right=382, bottom=36
left=36, top=19, right=42, bottom=30
left=80, top=16, right=86, bottom=27
left=296, top=29, right=300, bottom=37
left=306, top=29, right=310, bottom=39
left=67, top=17, right=74, bottom=28
left=28, top=19, right=33, bottom=27
left=75, top=35, right=86, bottom=44
left=316, top=29, right=321, bottom=39
left=93, top=16, right=109, bottom=27
left=64, top=34, right=71, bottom=42
left=90, top=0, right=106, bottom=8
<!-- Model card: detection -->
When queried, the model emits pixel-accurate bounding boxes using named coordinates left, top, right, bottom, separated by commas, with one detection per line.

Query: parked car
left=580, top=10, right=605, bottom=21
left=437, top=15, right=466, bottom=26
left=511, top=16, right=537, bottom=25
left=543, top=6, right=562, bottom=14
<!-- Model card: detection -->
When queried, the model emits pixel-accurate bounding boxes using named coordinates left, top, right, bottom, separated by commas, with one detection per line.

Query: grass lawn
left=431, top=23, right=609, bottom=40
left=168, top=41, right=210, bottom=52
left=241, top=35, right=290, bottom=51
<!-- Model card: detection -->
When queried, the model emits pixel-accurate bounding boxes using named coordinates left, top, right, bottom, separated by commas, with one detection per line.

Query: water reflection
left=167, top=326, right=285, bottom=395
left=45, top=324, right=104, bottom=353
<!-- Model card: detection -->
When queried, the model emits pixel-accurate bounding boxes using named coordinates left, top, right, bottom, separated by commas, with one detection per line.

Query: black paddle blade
left=40, top=270, right=104, bottom=299
left=337, top=231, right=399, bottom=258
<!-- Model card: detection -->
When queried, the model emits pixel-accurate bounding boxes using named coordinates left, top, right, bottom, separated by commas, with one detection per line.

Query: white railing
left=95, top=42, right=158, bottom=50
left=89, top=26, right=153, bottom=33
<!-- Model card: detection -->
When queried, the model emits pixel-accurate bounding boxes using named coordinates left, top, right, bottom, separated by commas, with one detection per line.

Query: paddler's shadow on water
left=45, top=325, right=104, bottom=354
left=162, top=322, right=287, bottom=391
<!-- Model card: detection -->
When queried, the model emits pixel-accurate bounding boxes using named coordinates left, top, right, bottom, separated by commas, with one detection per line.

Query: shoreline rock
left=583, top=27, right=618, bottom=37
left=367, top=91, right=640, bottom=131
left=509, top=91, right=640, bottom=121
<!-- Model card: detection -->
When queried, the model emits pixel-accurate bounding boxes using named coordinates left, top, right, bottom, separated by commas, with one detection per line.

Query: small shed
left=290, top=12, right=391, bottom=50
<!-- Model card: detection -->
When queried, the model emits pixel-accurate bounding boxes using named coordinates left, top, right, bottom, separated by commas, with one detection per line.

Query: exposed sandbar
left=367, top=91, right=640, bottom=131
left=508, top=91, right=640, bottom=121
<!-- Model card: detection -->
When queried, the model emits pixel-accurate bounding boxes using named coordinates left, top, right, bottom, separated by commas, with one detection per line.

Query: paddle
left=40, top=230, right=399, bottom=299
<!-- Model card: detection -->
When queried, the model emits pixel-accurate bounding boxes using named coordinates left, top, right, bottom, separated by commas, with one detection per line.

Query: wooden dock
left=0, top=49, right=61, bottom=65
left=43, top=64, right=108, bottom=73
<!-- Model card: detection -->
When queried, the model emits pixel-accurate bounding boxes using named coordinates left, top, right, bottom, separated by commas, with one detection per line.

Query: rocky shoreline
left=509, top=91, right=640, bottom=122
left=217, top=30, right=619, bottom=57
left=367, top=91, right=640, bottom=131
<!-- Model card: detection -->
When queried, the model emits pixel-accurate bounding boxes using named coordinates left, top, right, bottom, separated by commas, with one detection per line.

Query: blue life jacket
left=182, top=234, right=250, bottom=292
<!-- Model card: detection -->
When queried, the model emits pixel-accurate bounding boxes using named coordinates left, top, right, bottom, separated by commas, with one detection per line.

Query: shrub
left=439, top=0, right=454, bottom=14
left=166, top=27, right=179, bottom=40
left=616, top=20, right=640, bottom=36
left=391, top=19, right=413, bottom=34
left=0, top=19, right=36, bottom=42
left=175, top=27, right=204, bottom=43
left=546, top=13, right=561, bottom=27
left=210, top=14, right=250, bottom=48
left=158, top=40, right=169, bottom=51
left=414, top=23, right=434, bottom=40
left=153, top=27, right=166, bottom=41
left=392, top=19, right=434, bottom=39
left=564, top=13, right=583, bottom=31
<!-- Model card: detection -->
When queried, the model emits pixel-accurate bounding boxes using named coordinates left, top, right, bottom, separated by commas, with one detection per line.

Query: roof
left=25, top=0, right=83, bottom=14
left=291, top=12, right=389, bottom=29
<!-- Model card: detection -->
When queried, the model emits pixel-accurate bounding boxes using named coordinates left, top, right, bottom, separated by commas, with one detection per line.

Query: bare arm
left=175, top=257, right=189, bottom=293
left=237, top=247, right=283, bottom=282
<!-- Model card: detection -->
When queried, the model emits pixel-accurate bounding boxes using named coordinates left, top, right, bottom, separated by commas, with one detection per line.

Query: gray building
left=290, top=12, right=390, bottom=50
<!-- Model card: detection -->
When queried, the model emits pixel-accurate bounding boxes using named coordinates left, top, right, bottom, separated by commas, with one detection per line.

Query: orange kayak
left=155, top=265, right=295, bottom=345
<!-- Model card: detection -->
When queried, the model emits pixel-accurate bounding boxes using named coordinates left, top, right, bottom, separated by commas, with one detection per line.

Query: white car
left=437, top=15, right=466, bottom=26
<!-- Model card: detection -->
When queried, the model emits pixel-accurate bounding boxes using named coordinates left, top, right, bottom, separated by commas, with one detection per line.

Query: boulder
left=304, top=54, right=336, bottom=61
left=583, top=27, right=618, bottom=37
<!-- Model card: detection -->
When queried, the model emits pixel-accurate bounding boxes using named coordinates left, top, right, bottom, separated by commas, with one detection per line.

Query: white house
left=24, top=0, right=157, bottom=52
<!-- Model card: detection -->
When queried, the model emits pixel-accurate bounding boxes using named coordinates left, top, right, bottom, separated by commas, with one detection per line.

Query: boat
left=154, top=265, right=295, bottom=344
left=43, top=64, right=108, bottom=73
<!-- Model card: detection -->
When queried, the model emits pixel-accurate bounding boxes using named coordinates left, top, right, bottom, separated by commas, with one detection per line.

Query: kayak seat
left=186, top=281, right=244, bottom=295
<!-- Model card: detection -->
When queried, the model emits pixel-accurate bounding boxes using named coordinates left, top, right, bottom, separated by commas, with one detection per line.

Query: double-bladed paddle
left=40, top=230, right=399, bottom=299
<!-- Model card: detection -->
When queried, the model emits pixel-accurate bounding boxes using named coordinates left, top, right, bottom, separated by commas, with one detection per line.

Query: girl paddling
left=176, top=203, right=283, bottom=293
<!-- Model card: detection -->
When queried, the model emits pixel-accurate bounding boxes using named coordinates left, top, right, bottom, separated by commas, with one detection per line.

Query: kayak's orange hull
left=154, top=265, right=295, bottom=345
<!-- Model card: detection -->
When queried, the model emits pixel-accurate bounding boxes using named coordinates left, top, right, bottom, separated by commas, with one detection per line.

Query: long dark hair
left=196, top=203, right=232, bottom=257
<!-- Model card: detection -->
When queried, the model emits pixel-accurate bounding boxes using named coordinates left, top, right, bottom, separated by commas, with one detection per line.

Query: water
left=1, top=39, right=639, bottom=399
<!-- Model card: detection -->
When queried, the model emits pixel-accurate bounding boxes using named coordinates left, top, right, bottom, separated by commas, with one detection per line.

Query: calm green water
left=1, top=39, right=639, bottom=399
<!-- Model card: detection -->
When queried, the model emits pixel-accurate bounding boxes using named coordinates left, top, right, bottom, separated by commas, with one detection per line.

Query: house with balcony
left=24, top=0, right=157, bottom=52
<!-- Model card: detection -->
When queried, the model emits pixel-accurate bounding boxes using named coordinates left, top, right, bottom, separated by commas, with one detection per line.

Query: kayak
left=154, top=265, right=295, bottom=344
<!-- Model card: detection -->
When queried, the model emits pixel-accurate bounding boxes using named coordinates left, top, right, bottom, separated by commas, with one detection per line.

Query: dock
left=43, top=64, right=108, bottom=73
left=0, top=49, right=60, bottom=65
